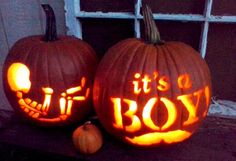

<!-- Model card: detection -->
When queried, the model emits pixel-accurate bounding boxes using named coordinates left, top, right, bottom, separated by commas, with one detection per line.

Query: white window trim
left=64, top=0, right=236, bottom=58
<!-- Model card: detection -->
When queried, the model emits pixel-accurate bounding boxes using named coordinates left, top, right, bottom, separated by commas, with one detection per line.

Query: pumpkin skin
left=93, top=5, right=212, bottom=147
left=2, top=5, right=98, bottom=126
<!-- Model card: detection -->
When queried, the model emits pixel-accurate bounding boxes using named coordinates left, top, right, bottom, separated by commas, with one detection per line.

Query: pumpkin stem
left=142, top=4, right=164, bottom=45
left=41, top=4, right=58, bottom=42
left=83, top=121, right=92, bottom=130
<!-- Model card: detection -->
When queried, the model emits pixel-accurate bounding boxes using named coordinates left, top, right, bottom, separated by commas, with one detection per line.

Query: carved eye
left=7, top=63, right=31, bottom=93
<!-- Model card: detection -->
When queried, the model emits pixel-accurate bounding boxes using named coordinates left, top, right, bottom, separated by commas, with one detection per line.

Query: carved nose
left=7, top=63, right=31, bottom=93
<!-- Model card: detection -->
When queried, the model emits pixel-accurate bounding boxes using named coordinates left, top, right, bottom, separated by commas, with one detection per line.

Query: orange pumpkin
left=2, top=5, right=98, bottom=126
left=72, top=121, right=103, bottom=154
left=93, top=5, right=212, bottom=146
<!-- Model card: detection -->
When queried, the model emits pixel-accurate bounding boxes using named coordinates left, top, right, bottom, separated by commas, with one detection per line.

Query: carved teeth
left=24, top=108, right=29, bottom=113
left=30, top=101, right=37, bottom=107
left=36, top=104, right=42, bottom=110
left=18, top=99, right=46, bottom=115
left=29, top=111, right=34, bottom=116
left=59, top=115, right=68, bottom=120
left=32, top=113, right=40, bottom=118
left=16, top=92, right=23, bottom=98
left=18, top=99, right=25, bottom=106
left=24, top=98, right=32, bottom=104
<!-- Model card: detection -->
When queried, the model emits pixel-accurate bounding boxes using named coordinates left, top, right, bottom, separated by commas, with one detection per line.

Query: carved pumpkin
left=72, top=121, right=103, bottom=154
left=2, top=5, right=98, bottom=126
left=93, top=5, right=212, bottom=146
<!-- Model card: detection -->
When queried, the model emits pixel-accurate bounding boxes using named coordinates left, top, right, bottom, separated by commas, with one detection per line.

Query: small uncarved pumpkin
left=2, top=5, right=98, bottom=126
left=72, top=122, right=103, bottom=154
left=93, top=5, right=212, bottom=147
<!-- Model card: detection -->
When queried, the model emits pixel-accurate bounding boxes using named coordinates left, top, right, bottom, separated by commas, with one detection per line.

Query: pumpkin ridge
left=172, top=43, right=209, bottom=127
left=70, top=45, right=85, bottom=79
left=185, top=46, right=209, bottom=120
left=155, top=45, right=167, bottom=129
left=54, top=43, right=68, bottom=88
left=18, top=43, right=36, bottom=63
left=43, top=44, right=50, bottom=87
left=105, top=39, right=142, bottom=74
left=48, top=45, right=64, bottom=117
left=167, top=45, right=181, bottom=78
left=133, top=44, right=150, bottom=130
left=70, top=41, right=91, bottom=72
left=169, top=43, right=196, bottom=92
left=94, top=41, right=130, bottom=124
left=160, top=45, right=173, bottom=99
left=97, top=38, right=138, bottom=73
left=185, top=47, right=210, bottom=127
left=78, top=134, right=86, bottom=153
left=114, top=42, right=144, bottom=133
left=164, top=44, right=186, bottom=130
left=177, top=44, right=200, bottom=92
left=158, top=45, right=176, bottom=129
left=45, top=44, right=55, bottom=86
left=98, top=40, right=142, bottom=121
left=120, top=43, right=145, bottom=87
left=7, top=38, right=32, bottom=61
left=31, top=44, right=48, bottom=86
left=154, top=46, right=160, bottom=127
left=74, top=39, right=98, bottom=64
left=100, top=40, right=138, bottom=80
left=189, top=49, right=204, bottom=89
left=141, top=45, right=159, bottom=130
left=31, top=44, right=56, bottom=114
left=165, top=43, right=196, bottom=129
left=62, top=41, right=85, bottom=80
left=107, top=41, right=143, bottom=133
left=29, top=45, right=42, bottom=103
left=185, top=48, right=201, bottom=92
left=164, top=44, right=181, bottom=98
left=190, top=48, right=209, bottom=87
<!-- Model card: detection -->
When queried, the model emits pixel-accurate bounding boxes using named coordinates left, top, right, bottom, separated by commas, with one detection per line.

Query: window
left=64, top=0, right=236, bottom=101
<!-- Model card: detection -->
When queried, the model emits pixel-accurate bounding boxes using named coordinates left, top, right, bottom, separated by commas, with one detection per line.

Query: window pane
left=81, top=19, right=134, bottom=59
left=205, top=24, right=236, bottom=101
left=141, top=21, right=202, bottom=51
left=212, top=0, right=236, bottom=15
left=142, top=0, right=205, bottom=14
left=80, top=0, right=134, bottom=12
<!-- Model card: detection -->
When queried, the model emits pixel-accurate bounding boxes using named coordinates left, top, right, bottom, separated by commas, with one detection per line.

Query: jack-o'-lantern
left=2, top=5, right=98, bottom=126
left=93, top=5, right=212, bottom=146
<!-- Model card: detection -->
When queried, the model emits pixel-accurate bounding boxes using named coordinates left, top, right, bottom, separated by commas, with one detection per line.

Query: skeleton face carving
left=6, top=62, right=90, bottom=124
